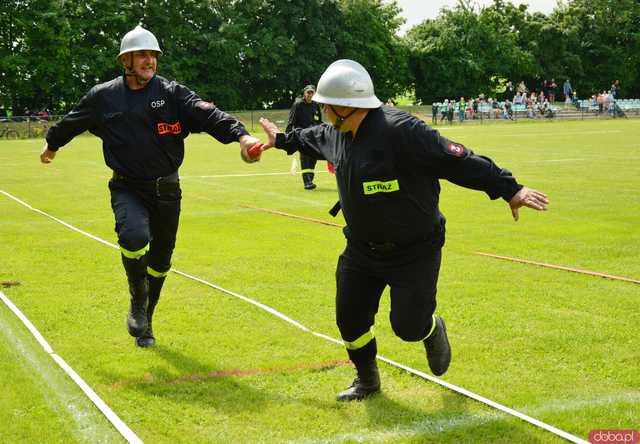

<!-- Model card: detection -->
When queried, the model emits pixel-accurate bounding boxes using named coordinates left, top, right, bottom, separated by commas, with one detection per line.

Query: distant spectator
left=514, top=91, right=524, bottom=105
left=490, top=98, right=501, bottom=119
left=440, top=99, right=449, bottom=123
left=517, top=81, right=528, bottom=95
left=563, top=79, right=573, bottom=106
left=458, top=97, right=466, bottom=122
left=533, top=102, right=542, bottom=118
left=611, top=80, right=621, bottom=100
left=548, top=79, right=558, bottom=103
left=596, top=92, right=605, bottom=114
left=471, top=97, right=478, bottom=118
left=605, top=91, right=615, bottom=116
left=544, top=102, right=555, bottom=118
left=504, top=81, right=515, bottom=102
left=466, top=99, right=474, bottom=120
left=542, top=80, right=549, bottom=99
left=503, top=99, right=513, bottom=120
left=527, top=100, right=535, bottom=118
left=386, top=98, right=396, bottom=107
left=447, top=100, right=455, bottom=123
left=431, top=102, right=439, bottom=125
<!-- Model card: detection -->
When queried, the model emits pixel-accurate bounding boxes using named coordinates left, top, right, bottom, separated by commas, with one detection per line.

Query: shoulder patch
left=446, top=142, right=466, bottom=157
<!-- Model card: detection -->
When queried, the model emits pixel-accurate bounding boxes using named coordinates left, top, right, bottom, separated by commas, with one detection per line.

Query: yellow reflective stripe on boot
left=343, top=328, right=375, bottom=350
left=120, top=245, right=148, bottom=259
left=147, top=266, right=169, bottom=278
left=422, top=314, right=438, bottom=341
left=301, top=169, right=315, bottom=173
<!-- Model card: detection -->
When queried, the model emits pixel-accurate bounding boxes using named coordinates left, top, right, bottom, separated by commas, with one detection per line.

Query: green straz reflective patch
left=362, top=179, right=400, bottom=195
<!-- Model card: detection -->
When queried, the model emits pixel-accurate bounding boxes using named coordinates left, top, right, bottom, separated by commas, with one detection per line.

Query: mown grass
left=0, top=118, right=638, bottom=443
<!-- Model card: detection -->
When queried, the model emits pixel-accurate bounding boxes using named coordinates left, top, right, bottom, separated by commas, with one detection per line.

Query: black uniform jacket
left=275, top=106, right=523, bottom=247
left=46, top=75, right=249, bottom=179
left=285, top=99, right=322, bottom=132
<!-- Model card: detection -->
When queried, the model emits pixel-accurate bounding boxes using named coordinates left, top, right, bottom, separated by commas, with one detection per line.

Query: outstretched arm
left=403, top=116, right=549, bottom=221
left=258, top=117, right=332, bottom=162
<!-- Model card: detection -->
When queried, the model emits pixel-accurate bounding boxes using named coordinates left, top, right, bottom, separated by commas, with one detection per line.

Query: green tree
left=554, top=0, right=640, bottom=97
left=335, top=0, right=409, bottom=103
left=405, top=0, right=536, bottom=102
left=0, top=0, right=72, bottom=114
left=226, top=0, right=342, bottom=109
left=137, top=0, right=246, bottom=109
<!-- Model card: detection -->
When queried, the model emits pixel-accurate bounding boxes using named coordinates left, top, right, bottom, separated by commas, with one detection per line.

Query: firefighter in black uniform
left=286, top=84, right=323, bottom=189
left=258, top=60, right=549, bottom=401
left=40, top=25, right=262, bottom=347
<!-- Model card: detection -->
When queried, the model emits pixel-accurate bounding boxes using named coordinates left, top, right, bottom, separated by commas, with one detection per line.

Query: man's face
left=322, top=104, right=351, bottom=132
left=126, top=50, right=158, bottom=82
left=303, top=89, right=314, bottom=103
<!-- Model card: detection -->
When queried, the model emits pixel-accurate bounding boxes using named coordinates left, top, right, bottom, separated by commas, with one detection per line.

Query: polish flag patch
left=446, top=143, right=466, bottom=157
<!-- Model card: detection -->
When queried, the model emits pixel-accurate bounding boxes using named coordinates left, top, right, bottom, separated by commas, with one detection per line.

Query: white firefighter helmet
left=117, top=25, right=162, bottom=60
left=312, top=59, right=382, bottom=109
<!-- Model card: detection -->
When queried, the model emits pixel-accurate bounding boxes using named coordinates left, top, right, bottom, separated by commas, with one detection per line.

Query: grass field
left=0, top=118, right=638, bottom=443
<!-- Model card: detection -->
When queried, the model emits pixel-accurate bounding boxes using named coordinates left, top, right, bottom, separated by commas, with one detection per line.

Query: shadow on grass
left=355, top=380, right=550, bottom=442
left=96, top=343, right=554, bottom=441
left=97, top=344, right=350, bottom=413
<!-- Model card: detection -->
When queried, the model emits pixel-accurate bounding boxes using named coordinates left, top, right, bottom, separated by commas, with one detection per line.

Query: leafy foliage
left=1, top=0, right=638, bottom=111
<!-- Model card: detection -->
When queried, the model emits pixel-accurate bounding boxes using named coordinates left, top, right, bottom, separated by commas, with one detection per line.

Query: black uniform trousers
left=108, top=174, right=181, bottom=275
left=300, top=152, right=317, bottom=182
left=336, top=240, right=441, bottom=363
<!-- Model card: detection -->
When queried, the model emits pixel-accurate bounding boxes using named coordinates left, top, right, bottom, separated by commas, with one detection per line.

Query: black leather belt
left=111, top=171, right=179, bottom=195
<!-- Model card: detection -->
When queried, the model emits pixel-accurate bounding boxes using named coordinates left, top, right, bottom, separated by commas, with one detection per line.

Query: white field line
left=0, top=308, right=107, bottom=442
left=0, top=189, right=587, bottom=444
left=0, top=290, right=142, bottom=444
left=182, top=170, right=330, bottom=179
left=493, top=130, right=624, bottom=137
left=295, top=391, right=640, bottom=444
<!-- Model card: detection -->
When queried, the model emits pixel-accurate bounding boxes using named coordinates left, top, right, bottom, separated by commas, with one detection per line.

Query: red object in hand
left=327, top=162, right=335, bottom=174
left=248, top=143, right=264, bottom=160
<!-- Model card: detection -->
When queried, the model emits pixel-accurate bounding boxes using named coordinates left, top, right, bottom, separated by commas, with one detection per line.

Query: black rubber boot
left=136, top=275, right=165, bottom=348
left=127, top=279, right=148, bottom=337
left=423, top=315, right=452, bottom=376
left=302, top=173, right=316, bottom=190
left=337, top=340, right=381, bottom=401
left=122, top=254, right=148, bottom=338
left=337, top=360, right=380, bottom=401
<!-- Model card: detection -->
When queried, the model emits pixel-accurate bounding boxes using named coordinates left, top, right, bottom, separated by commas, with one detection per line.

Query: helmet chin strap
left=329, top=105, right=358, bottom=130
